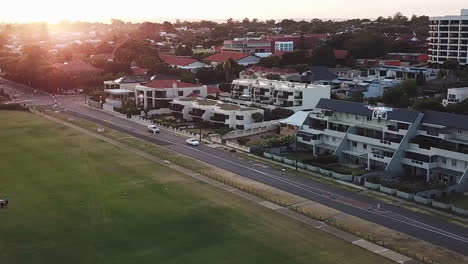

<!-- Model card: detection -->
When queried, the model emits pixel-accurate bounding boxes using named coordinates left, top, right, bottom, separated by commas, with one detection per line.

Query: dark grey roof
left=315, top=99, right=420, bottom=123
left=287, top=66, right=337, bottom=83
left=421, top=111, right=468, bottom=130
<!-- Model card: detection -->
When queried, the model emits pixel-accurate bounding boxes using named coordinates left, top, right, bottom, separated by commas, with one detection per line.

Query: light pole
left=295, top=134, right=298, bottom=171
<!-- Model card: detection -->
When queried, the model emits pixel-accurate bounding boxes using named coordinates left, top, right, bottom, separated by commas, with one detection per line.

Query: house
left=169, top=98, right=264, bottom=130
left=333, top=50, right=349, bottom=61
left=296, top=98, right=468, bottom=185
left=135, top=80, right=208, bottom=114
left=267, top=34, right=329, bottom=51
left=442, top=87, right=468, bottom=106
left=222, top=37, right=272, bottom=55
left=104, top=75, right=152, bottom=92
left=386, top=53, right=429, bottom=64
left=204, top=52, right=260, bottom=66
left=53, top=60, right=103, bottom=75
left=323, top=78, right=400, bottom=99
left=287, top=66, right=338, bottom=84
left=239, top=65, right=298, bottom=80
left=331, top=68, right=362, bottom=79
left=367, top=66, right=438, bottom=81
left=160, top=55, right=209, bottom=71
left=230, top=78, right=330, bottom=111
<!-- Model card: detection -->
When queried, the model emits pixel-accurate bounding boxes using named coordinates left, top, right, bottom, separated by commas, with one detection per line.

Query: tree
left=251, top=112, right=264, bottom=123
left=443, top=59, right=459, bottom=70
left=309, top=45, right=335, bottom=67
left=412, top=98, right=445, bottom=112
left=113, top=39, right=160, bottom=67
left=175, top=45, right=193, bottom=56
left=258, top=56, right=281, bottom=68
left=280, top=51, right=309, bottom=66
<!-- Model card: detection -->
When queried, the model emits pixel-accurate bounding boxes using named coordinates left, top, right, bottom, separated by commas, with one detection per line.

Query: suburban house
left=296, top=98, right=468, bottom=184
left=169, top=98, right=264, bottom=130
left=221, top=37, right=272, bottom=56
left=287, top=66, right=338, bottom=84
left=53, top=60, right=103, bottom=76
left=266, top=34, right=329, bottom=51
left=104, top=75, right=151, bottom=92
left=229, top=78, right=330, bottom=111
left=204, top=52, right=260, bottom=66
left=160, top=54, right=209, bottom=71
left=367, top=66, right=438, bottom=81
left=135, top=80, right=209, bottom=113
left=442, top=87, right=468, bottom=106
left=386, top=53, right=430, bottom=64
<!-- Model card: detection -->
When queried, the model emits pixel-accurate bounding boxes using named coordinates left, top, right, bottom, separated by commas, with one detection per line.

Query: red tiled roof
left=160, top=54, right=197, bottom=66
left=271, top=51, right=289, bottom=58
left=205, top=52, right=251, bottom=62
left=132, top=67, right=148, bottom=75
left=144, top=80, right=198, bottom=89
left=333, top=50, right=348, bottom=60
left=207, top=87, right=221, bottom=95
left=53, top=60, right=103, bottom=73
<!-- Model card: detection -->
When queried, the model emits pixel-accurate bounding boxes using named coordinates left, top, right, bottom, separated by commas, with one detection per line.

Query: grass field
left=0, top=111, right=394, bottom=264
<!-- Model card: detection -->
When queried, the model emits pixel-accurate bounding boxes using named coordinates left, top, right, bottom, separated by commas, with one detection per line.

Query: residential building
left=287, top=66, right=338, bottom=84
left=169, top=98, right=264, bottom=130
left=331, top=68, right=362, bottom=79
left=266, top=34, right=329, bottom=51
left=230, top=78, right=330, bottom=111
left=103, top=89, right=134, bottom=108
left=160, top=54, right=209, bottom=71
left=442, top=87, right=468, bottom=106
left=274, top=41, right=294, bottom=52
left=222, top=37, right=272, bottom=55
left=239, top=65, right=298, bottom=80
left=296, top=98, right=468, bottom=184
left=429, top=9, right=468, bottom=66
left=322, top=77, right=400, bottom=99
left=104, top=75, right=151, bottom=92
left=135, top=80, right=208, bottom=112
left=204, top=52, right=260, bottom=66
left=367, top=66, right=438, bottom=81
left=386, top=53, right=429, bottom=64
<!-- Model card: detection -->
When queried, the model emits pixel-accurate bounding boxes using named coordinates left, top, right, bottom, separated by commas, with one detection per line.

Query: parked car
left=148, top=125, right=160, bottom=133
left=186, top=138, right=200, bottom=146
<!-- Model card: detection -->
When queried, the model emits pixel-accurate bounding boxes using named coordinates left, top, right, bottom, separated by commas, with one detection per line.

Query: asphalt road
left=3, top=79, right=468, bottom=257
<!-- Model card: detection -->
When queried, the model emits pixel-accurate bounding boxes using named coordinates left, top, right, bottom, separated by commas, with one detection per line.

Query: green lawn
left=0, top=111, right=394, bottom=264
left=438, top=194, right=468, bottom=209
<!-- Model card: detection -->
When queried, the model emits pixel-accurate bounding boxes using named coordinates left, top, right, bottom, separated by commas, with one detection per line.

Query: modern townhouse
left=229, top=78, right=330, bottom=111
left=442, top=87, right=468, bottom=106
left=429, top=9, right=468, bottom=66
left=367, top=66, right=438, bottom=81
left=296, top=98, right=468, bottom=185
left=135, top=80, right=208, bottom=113
left=169, top=98, right=264, bottom=130
left=322, top=77, right=400, bottom=99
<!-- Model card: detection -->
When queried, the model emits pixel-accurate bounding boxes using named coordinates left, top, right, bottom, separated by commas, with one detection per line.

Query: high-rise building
left=429, top=9, right=468, bottom=66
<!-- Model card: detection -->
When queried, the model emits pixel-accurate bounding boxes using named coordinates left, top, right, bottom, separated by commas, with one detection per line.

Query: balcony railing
left=189, top=110, right=205, bottom=117
left=210, top=115, right=229, bottom=122
left=411, top=136, right=468, bottom=154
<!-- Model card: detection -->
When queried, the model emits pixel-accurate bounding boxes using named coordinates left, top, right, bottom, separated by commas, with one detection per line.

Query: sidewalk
left=33, top=109, right=421, bottom=264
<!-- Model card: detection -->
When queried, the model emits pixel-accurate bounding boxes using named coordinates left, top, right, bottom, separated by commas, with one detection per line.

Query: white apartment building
left=442, top=87, right=468, bottom=106
left=429, top=9, right=468, bottom=66
left=323, top=77, right=400, bottom=99
left=230, top=79, right=330, bottom=111
left=275, top=41, right=294, bottom=52
left=169, top=98, right=264, bottom=130
left=367, top=66, right=438, bottom=81
left=135, top=80, right=208, bottom=113
left=296, top=99, right=468, bottom=185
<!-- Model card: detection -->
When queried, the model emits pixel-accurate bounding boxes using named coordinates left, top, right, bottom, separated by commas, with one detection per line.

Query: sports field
left=0, top=111, right=393, bottom=264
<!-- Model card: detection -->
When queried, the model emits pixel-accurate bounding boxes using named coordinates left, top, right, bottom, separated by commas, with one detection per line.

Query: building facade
left=222, top=38, right=272, bottom=54
left=296, top=99, right=468, bottom=184
left=442, top=87, right=468, bottom=106
left=429, top=9, right=468, bottom=66
left=169, top=98, right=264, bottom=130
left=230, top=79, right=331, bottom=111
left=367, top=66, right=438, bottom=81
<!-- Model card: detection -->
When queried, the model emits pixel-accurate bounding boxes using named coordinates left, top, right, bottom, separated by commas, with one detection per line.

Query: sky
left=0, top=0, right=467, bottom=23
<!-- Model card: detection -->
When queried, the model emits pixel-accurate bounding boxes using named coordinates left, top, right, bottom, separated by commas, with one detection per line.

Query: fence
left=223, top=122, right=279, bottom=140
left=226, top=141, right=251, bottom=152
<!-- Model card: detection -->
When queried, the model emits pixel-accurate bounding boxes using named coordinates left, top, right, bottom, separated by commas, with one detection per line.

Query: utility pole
left=295, top=134, right=298, bottom=171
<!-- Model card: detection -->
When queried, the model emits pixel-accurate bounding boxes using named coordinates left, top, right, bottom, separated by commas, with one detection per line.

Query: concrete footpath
left=33, top=110, right=421, bottom=264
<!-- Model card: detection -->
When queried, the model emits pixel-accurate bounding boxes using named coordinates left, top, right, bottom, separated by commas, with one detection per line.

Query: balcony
left=170, top=104, right=184, bottom=112
left=189, top=109, right=205, bottom=117
left=210, top=114, right=229, bottom=123
left=410, top=135, right=468, bottom=155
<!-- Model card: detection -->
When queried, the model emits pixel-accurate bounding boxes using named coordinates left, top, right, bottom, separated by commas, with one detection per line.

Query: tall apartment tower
left=429, top=9, right=468, bottom=66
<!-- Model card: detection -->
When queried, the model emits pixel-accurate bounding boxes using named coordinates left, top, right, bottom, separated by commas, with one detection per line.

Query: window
left=346, top=113, right=350, bottom=118
left=363, top=144, right=367, bottom=149
left=458, top=129, right=463, bottom=135
left=452, top=159, right=457, bottom=166
left=355, top=115, right=359, bottom=120
left=236, top=125, right=244, bottom=130
left=192, top=90, right=200, bottom=94
left=441, top=157, right=446, bottom=164
left=352, top=141, right=357, bottom=147
left=366, top=116, right=372, bottom=121
left=178, top=91, right=184, bottom=96
left=326, top=136, right=329, bottom=140
left=332, top=137, right=336, bottom=142
left=236, top=115, right=244, bottom=120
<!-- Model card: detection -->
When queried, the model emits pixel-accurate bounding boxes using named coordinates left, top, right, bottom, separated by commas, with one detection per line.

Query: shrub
left=237, top=137, right=250, bottom=145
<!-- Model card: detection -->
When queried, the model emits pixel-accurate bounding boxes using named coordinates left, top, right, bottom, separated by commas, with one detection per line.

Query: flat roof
left=104, top=89, right=132, bottom=94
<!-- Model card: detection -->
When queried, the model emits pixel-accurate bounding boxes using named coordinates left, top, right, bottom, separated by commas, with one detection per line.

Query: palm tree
left=223, top=59, right=232, bottom=84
